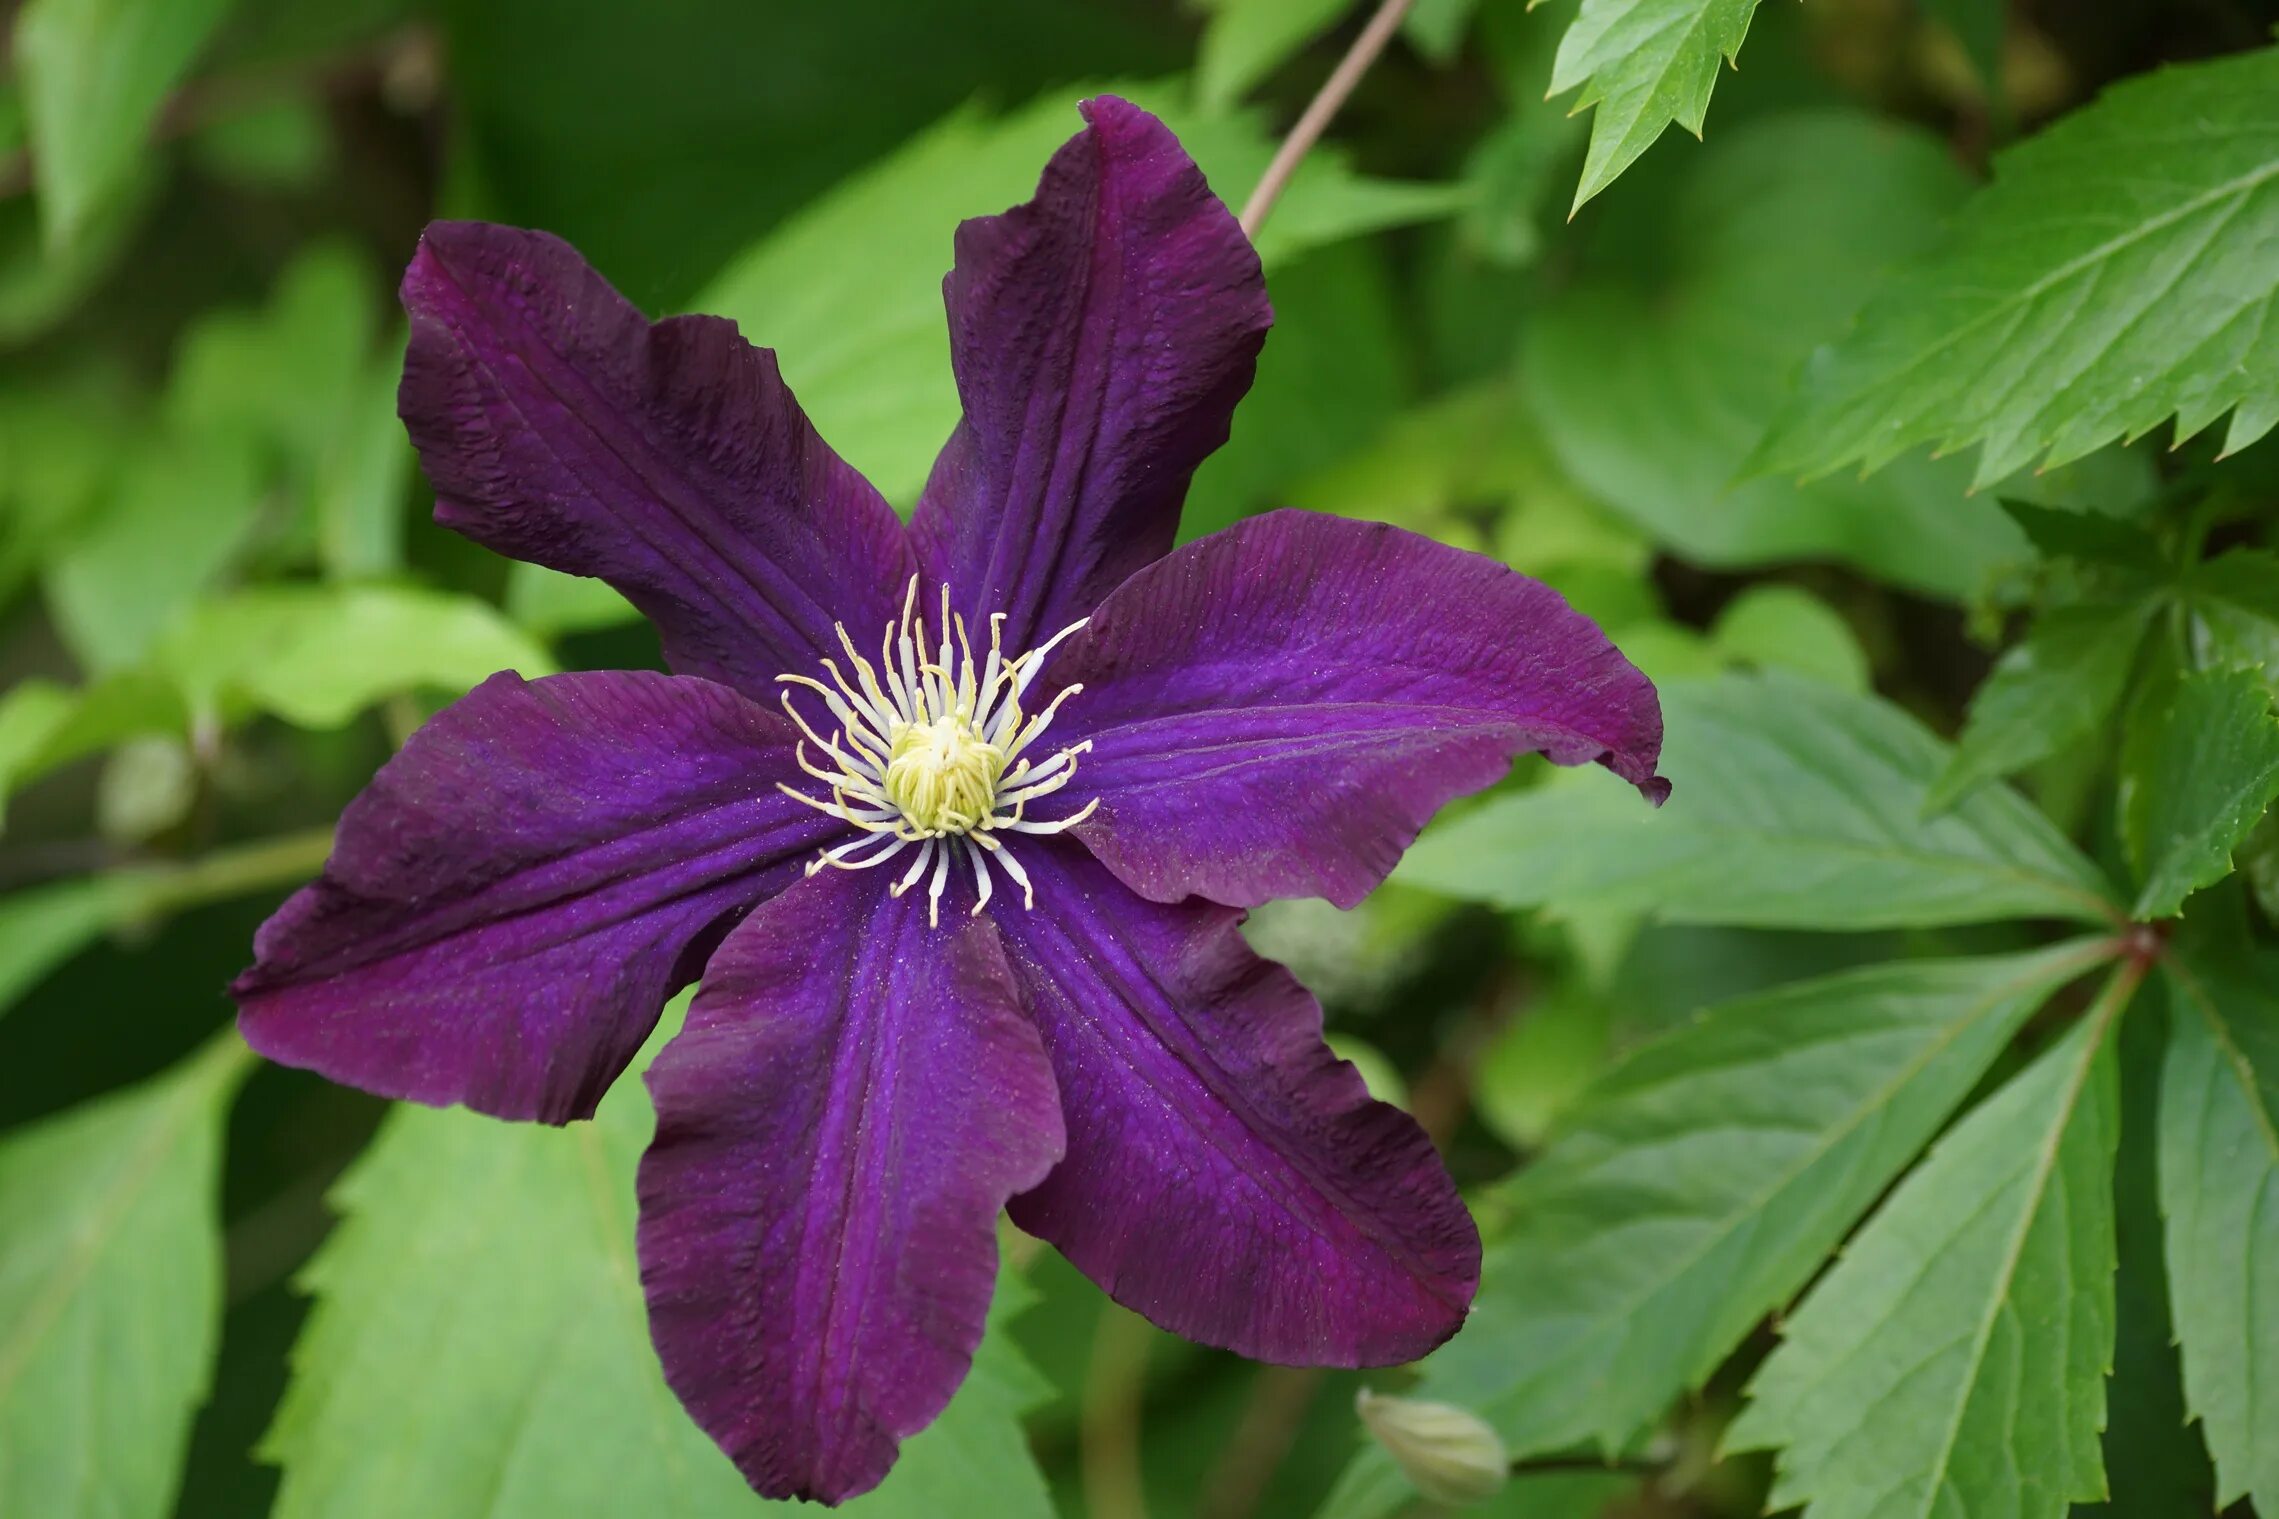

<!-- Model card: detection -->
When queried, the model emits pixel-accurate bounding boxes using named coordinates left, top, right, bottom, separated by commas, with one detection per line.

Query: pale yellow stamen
left=776, top=577, right=1100, bottom=925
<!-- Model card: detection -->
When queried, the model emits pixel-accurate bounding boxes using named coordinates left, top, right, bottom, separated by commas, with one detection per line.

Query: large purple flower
left=234, top=98, right=1665, bottom=1503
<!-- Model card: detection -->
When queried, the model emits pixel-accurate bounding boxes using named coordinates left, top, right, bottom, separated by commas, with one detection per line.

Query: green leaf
left=0, top=1039, right=245, bottom=1519
left=267, top=1020, right=1057, bottom=1519
left=43, top=430, right=264, bottom=673
left=1321, top=944, right=2107, bottom=1519
left=1523, top=111, right=2025, bottom=601
left=1996, top=500, right=2162, bottom=571
left=1727, top=987, right=2125, bottom=1519
left=1752, top=47, right=2279, bottom=488
left=157, top=585, right=556, bottom=728
left=2159, top=944, right=2279, bottom=1512
left=0, top=145, right=161, bottom=343
left=1929, top=596, right=2159, bottom=811
left=697, top=81, right=1460, bottom=510
left=1397, top=672, right=2121, bottom=931
left=2081, top=990, right=2217, bottom=1517
left=13, top=0, right=239, bottom=251
left=0, top=876, right=135, bottom=1017
left=2184, top=547, right=2279, bottom=676
left=1706, top=586, right=1871, bottom=692
left=1194, top=0, right=1353, bottom=113
left=165, top=240, right=381, bottom=484
left=0, top=680, right=77, bottom=819
left=2120, top=668, right=2279, bottom=919
left=313, top=338, right=413, bottom=580
left=1549, top=0, right=1765, bottom=208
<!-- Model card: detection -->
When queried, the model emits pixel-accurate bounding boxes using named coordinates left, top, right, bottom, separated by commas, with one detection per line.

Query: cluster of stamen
left=777, top=578, right=1097, bottom=925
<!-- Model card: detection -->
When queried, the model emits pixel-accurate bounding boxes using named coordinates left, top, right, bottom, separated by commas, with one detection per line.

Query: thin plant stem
left=126, top=826, right=335, bottom=918
left=1237, top=0, right=1419, bottom=239
left=1081, top=1306, right=1155, bottom=1519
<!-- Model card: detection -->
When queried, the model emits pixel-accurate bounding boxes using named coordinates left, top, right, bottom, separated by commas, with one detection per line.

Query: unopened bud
left=1355, top=1388, right=1509, bottom=1507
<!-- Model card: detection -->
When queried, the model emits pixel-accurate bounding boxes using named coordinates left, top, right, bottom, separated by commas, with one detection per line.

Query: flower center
left=775, top=579, right=1097, bottom=925
left=883, top=713, right=1005, bottom=832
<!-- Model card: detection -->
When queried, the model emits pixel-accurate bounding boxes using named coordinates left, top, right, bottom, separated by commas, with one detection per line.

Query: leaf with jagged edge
left=264, top=1009, right=1059, bottom=1519
left=0, top=1039, right=246, bottom=1519
left=1928, top=596, right=2160, bottom=812
left=1397, top=673, right=2122, bottom=931
left=1725, top=984, right=2125, bottom=1519
left=1548, top=0, right=1765, bottom=210
left=2159, top=942, right=2279, bottom=1513
left=1315, top=943, right=2108, bottom=1519
left=2122, top=668, right=2279, bottom=918
left=1753, top=47, right=2279, bottom=489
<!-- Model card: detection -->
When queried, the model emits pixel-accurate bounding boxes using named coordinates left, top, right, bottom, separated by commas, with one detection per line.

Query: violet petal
left=638, top=869, right=1063, bottom=1503
left=234, top=670, right=834, bottom=1123
left=1048, top=509, right=1667, bottom=910
left=912, top=96, right=1271, bottom=647
left=1000, top=841, right=1478, bottom=1366
left=400, top=220, right=912, bottom=695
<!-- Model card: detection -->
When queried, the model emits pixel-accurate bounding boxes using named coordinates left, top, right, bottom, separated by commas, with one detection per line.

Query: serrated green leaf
left=698, top=82, right=1460, bottom=510
left=2159, top=944, right=2279, bottom=1512
left=157, top=585, right=555, bottom=728
left=2121, top=668, right=2279, bottom=918
left=1996, top=500, right=2162, bottom=571
left=13, top=0, right=237, bottom=250
left=267, top=1022, right=1056, bottom=1519
left=2184, top=547, right=2279, bottom=676
left=1321, top=944, right=2107, bottom=1519
left=2080, top=989, right=2216, bottom=1517
left=1929, top=597, right=2159, bottom=811
left=0, top=1039, right=245, bottom=1519
left=1397, top=672, right=2120, bottom=931
left=1727, top=991, right=2124, bottom=1519
left=1194, top=0, right=1353, bottom=113
left=1549, top=0, right=1765, bottom=208
left=1753, top=47, right=2279, bottom=488
left=1524, top=111, right=2026, bottom=601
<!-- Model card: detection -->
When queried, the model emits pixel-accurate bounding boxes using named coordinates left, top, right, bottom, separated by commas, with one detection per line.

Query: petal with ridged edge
left=400, top=220, right=913, bottom=695
left=1000, top=840, right=1478, bottom=1365
left=638, top=869, right=1063, bottom=1502
left=912, top=96, right=1271, bottom=648
left=234, top=670, right=835, bottom=1122
left=1048, top=509, right=1665, bottom=910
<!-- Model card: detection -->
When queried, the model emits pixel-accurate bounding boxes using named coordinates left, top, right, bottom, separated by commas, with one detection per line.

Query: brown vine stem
left=1236, top=0, right=1419, bottom=239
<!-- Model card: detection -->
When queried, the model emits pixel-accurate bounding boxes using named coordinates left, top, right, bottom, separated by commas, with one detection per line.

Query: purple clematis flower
left=234, top=97, right=1665, bottom=1503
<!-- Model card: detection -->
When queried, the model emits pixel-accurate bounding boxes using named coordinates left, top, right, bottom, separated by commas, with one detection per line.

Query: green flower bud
left=1354, top=1388, right=1509, bottom=1507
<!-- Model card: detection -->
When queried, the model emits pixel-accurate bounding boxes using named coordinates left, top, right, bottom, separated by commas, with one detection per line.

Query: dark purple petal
left=911, top=96, right=1271, bottom=648
left=234, top=670, right=834, bottom=1123
left=999, top=841, right=1477, bottom=1366
left=400, top=221, right=913, bottom=694
left=1047, top=509, right=1667, bottom=910
left=638, top=869, right=1063, bottom=1503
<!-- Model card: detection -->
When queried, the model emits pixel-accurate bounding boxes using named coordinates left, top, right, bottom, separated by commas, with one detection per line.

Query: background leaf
left=265, top=1016, right=1057, bottom=1519
left=1398, top=673, right=2121, bottom=930
left=1523, top=112, right=2024, bottom=600
left=2121, top=668, right=2279, bottom=918
left=1930, top=597, right=2160, bottom=810
left=2159, top=943, right=2279, bottom=1512
left=1753, top=46, right=2279, bottom=487
left=1322, top=944, right=2109, bottom=1519
left=0, top=1040, right=244, bottom=1519
left=1727, top=994, right=2124, bottom=1519
left=13, top=0, right=238, bottom=250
